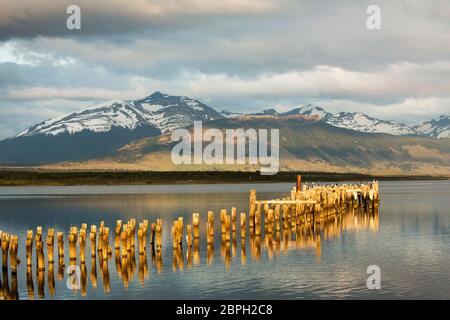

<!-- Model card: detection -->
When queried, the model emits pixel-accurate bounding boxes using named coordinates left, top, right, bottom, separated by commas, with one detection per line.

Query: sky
left=1, top=0, right=450, bottom=139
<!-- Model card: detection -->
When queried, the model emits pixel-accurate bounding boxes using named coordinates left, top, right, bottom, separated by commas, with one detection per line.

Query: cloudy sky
left=0, top=0, right=450, bottom=139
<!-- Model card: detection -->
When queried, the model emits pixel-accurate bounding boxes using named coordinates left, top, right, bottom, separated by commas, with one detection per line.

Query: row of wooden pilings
left=1, top=177, right=380, bottom=299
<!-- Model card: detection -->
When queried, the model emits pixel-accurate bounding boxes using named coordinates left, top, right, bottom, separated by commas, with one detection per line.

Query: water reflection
left=0, top=183, right=387, bottom=300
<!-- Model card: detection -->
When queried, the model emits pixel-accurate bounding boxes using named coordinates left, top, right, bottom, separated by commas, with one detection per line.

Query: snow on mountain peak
left=15, top=92, right=224, bottom=138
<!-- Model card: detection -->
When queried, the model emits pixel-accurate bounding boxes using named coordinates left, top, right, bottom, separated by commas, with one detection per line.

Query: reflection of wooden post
left=48, top=262, right=55, bottom=297
left=36, top=237, right=45, bottom=271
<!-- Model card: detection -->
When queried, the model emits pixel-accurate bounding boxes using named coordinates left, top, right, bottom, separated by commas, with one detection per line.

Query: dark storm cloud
left=1, top=0, right=450, bottom=138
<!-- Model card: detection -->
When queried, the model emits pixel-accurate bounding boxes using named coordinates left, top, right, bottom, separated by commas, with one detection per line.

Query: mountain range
left=0, top=91, right=449, bottom=171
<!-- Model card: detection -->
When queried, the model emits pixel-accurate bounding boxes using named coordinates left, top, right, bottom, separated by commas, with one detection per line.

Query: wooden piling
left=90, top=225, right=97, bottom=257
left=240, top=213, right=246, bottom=240
left=186, top=224, right=192, bottom=248
left=57, top=232, right=64, bottom=259
left=26, top=230, right=33, bottom=266
left=9, top=235, right=18, bottom=273
left=47, top=228, right=55, bottom=264
left=193, top=213, right=200, bottom=239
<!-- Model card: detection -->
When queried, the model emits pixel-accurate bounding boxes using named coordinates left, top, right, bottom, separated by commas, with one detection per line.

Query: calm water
left=0, top=181, right=449, bottom=300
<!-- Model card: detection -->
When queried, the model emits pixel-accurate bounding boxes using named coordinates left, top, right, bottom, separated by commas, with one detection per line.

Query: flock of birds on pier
left=1, top=180, right=380, bottom=300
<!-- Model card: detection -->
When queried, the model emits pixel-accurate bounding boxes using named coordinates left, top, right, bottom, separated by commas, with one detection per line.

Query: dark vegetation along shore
left=0, top=170, right=447, bottom=186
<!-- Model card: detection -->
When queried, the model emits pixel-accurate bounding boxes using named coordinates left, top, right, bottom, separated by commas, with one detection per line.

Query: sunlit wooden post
left=231, top=207, right=237, bottom=233
left=115, top=220, right=122, bottom=250
left=240, top=213, right=246, bottom=240
left=79, top=228, right=86, bottom=264
left=9, top=235, right=18, bottom=274
left=155, top=219, right=163, bottom=252
left=46, top=228, right=55, bottom=264
left=207, top=211, right=214, bottom=245
left=57, top=231, right=64, bottom=259
left=225, top=214, right=231, bottom=242
left=26, top=230, right=33, bottom=267
left=138, top=223, right=145, bottom=255
left=36, top=234, right=45, bottom=271
left=69, top=226, right=77, bottom=265
left=186, top=224, right=192, bottom=248
left=90, top=225, right=97, bottom=257
left=193, top=212, right=200, bottom=240
left=220, top=209, right=226, bottom=235
left=102, top=227, right=110, bottom=261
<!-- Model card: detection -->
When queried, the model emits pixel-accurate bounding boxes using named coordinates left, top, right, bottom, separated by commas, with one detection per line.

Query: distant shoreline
left=0, top=170, right=447, bottom=186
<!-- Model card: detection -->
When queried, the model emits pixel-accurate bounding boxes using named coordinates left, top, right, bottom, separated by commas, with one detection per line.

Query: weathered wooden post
left=275, top=205, right=281, bottom=232
left=255, top=206, right=261, bottom=236
left=207, top=211, right=214, bottom=245
left=26, top=230, right=33, bottom=267
left=79, top=227, right=86, bottom=264
left=155, top=219, right=163, bottom=252
left=220, top=209, right=227, bottom=235
left=193, top=213, right=200, bottom=241
left=9, top=235, right=18, bottom=274
left=90, top=225, right=97, bottom=257
left=115, top=220, right=122, bottom=250
left=296, top=175, right=302, bottom=192
left=231, top=207, right=237, bottom=233
left=69, top=226, right=77, bottom=265
left=225, top=214, right=231, bottom=242
left=120, top=228, right=128, bottom=258
left=102, top=227, right=110, bottom=261
left=57, top=232, right=64, bottom=260
left=150, top=222, right=156, bottom=247
left=36, top=226, right=43, bottom=242
left=186, top=224, right=192, bottom=248
left=47, top=228, right=55, bottom=264
left=138, top=223, right=145, bottom=255
left=36, top=235, right=45, bottom=271
left=240, top=213, right=247, bottom=240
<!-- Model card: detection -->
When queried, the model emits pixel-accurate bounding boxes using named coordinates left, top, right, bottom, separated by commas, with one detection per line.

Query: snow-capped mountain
left=281, top=104, right=332, bottom=121
left=276, top=104, right=417, bottom=135
left=413, top=115, right=450, bottom=138
left=326, top=112, right=418, bottom=136
left=0, top=91, right=224, bottom=164
left=15, top=91, right=224, bottom=138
